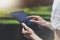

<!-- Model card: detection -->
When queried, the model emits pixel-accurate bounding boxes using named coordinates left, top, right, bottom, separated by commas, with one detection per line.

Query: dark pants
left=0, top=24, right=54, bottom=40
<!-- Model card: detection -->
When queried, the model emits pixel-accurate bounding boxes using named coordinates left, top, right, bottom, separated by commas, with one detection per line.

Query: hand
left=22, top=23, right=42, bottom=40
left=27, top=15, right=48, bottom=26
left=27, top=15, right=53, bottom=30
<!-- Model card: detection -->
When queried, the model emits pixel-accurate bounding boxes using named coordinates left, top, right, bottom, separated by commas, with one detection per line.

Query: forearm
left=54, top=30, right=59, bottom=40
left=44, top=23, right=60, bottom=40
left=54, top=29, right=60, bottom=40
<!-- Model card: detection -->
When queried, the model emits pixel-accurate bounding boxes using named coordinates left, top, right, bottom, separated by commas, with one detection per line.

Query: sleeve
left=51, top=0, right=60, bottom=30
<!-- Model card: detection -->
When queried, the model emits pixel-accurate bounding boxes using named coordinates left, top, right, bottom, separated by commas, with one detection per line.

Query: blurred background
left=0, top=0, right=53, bottom=40
left=0, top=0, right=53, bottom=24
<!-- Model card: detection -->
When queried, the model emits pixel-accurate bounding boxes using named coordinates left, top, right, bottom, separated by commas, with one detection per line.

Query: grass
left=0, top=20, right=20, bottom=24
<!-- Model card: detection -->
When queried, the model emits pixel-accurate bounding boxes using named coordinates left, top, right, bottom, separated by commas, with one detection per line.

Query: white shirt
left=51, top=0, right=60, bottom=30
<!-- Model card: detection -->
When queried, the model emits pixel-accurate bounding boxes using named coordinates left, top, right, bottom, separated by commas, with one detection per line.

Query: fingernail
left=21, top=23, right=24, bottom=25
left=30, top=20, right=33, bottom=22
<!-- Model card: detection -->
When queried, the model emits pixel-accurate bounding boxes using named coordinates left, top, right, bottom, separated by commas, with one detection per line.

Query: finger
left=22, top=31, right=29, bottom=34
left=22, top=28, right=26, bottom=34
left=22, top=23, right=29, bottom=30
left=22, top=28, right=30, bottom=33
left=22, top=28, right=28, bottom=34
left=30, top=20, right=39, bottom=23
left=22, top=28, right=25, bottom=33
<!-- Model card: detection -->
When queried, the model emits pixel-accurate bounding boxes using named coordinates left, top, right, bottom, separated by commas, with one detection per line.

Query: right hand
left=22, top=23, right=42, bottom=40
left=27, top=15, right=48, bottom=26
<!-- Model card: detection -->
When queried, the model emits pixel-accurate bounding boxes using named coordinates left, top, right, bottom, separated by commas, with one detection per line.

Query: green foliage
left=21, top=6, right=51, bottom=15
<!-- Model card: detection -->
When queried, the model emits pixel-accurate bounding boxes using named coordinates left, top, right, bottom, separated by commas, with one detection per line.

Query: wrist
left=42, top=21, right=49, bottom=27
left=44, top=22, right=50, bottom=27
left=44, top=22, right=53, bottom=30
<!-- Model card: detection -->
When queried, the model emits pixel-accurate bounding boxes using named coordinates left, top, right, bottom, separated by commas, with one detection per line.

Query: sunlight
left=0, top=0, right=17, bottom=9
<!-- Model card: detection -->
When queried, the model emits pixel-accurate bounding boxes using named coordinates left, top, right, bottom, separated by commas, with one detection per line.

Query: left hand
left=27, top=15, right=48, bottom=26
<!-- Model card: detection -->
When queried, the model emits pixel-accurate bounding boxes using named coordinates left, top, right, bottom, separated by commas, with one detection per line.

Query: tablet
left=11, top=11, right=32, bottom=26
